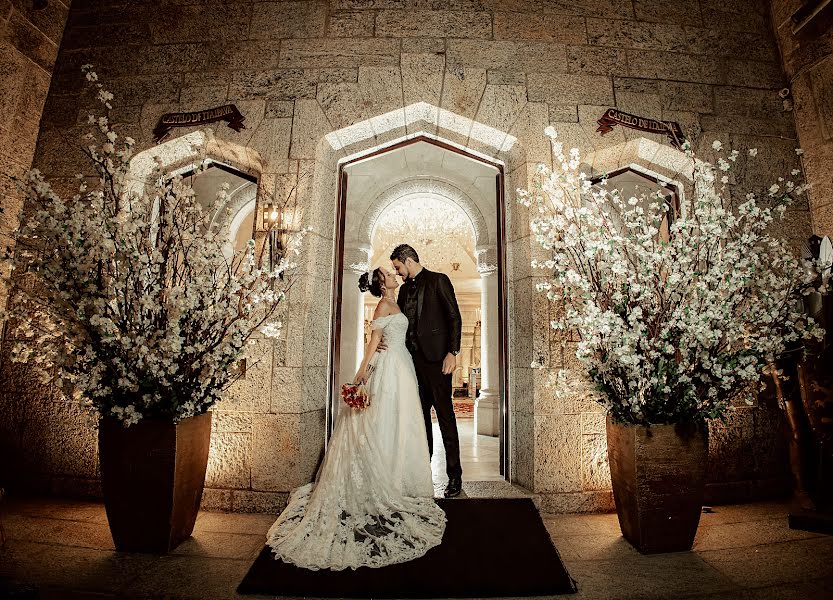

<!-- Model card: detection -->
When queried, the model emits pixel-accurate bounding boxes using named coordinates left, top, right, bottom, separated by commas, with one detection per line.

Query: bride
left=266, top=267, right=447, bottom=570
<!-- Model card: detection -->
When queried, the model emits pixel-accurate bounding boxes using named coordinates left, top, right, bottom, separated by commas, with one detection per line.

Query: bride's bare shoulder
left=373, top=299, right=397, bottom=319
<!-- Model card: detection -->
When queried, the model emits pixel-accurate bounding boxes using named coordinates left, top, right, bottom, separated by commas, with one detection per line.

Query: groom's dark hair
left=390, top=244, right=419, bottom=264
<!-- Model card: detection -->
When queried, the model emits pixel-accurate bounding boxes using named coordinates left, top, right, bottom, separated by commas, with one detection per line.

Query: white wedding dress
left=266, top=312, right=447, bottom=570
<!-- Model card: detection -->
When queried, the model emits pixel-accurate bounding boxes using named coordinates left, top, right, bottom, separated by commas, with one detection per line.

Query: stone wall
left=0, top=0, right=72, bottom=496
left=0, top=0, right=804, bottom=512
left=771, top=0, right=833, bottom=236
left=0, top=0, right=70, bottom=312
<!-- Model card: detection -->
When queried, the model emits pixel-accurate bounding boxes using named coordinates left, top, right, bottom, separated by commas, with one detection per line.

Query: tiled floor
left=2, top=496, right=832, bottom=599
left=430, top=417, right=503, bottom=485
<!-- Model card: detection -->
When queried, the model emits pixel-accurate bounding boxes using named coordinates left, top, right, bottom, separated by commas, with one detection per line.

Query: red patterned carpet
left=453, top=398, right=474, bottom=418
left=430, top=398, right=474, bottom=420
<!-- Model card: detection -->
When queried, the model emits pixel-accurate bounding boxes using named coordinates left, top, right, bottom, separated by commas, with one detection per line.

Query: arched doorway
left=329, top=136, right=510, bottom=481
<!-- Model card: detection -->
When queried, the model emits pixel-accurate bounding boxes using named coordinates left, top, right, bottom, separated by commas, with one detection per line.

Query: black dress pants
left=411, top=349, right=463, bottom=480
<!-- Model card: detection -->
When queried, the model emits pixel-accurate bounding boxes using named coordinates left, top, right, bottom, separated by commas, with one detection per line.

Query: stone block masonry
left=771, top=0, right=833, bottom=236
left=0, top=0, right=805, bottom=512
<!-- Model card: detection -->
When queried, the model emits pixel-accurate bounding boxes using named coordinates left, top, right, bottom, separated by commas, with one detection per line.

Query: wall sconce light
left=262, top=201, right=303, bottom=272
left=452, top=262, right=460, bottom=271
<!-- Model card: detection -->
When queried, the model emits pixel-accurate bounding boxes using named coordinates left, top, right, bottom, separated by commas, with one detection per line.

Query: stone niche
left=0, top=0, right=807, bottom=512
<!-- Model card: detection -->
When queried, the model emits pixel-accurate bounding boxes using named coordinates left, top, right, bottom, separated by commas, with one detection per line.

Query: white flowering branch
left=0, top=66, right=306, bottom=426
left=520, top=129, right=825, bottom=425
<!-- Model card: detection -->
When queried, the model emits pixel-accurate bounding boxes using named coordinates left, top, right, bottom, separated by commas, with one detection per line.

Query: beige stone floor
left=431, top=418, right=503, bottom=485
left=1, top=495, right=832, bottom=599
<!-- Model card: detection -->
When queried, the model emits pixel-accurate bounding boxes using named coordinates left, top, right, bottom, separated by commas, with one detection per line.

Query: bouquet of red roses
left=340, top=382, right=371, bottom=409
left=341, top=365, right=374, bottom=410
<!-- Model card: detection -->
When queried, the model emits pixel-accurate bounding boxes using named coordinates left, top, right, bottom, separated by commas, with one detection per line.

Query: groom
left=390, top=244, right=463, bottom=498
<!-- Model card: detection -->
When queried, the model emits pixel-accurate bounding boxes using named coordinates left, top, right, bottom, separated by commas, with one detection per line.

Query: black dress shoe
left=444, top=477, right=462, bottom=498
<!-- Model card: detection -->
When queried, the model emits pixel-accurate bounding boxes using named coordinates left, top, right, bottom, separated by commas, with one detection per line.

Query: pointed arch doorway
left=329, top=135, right=510, bottom=481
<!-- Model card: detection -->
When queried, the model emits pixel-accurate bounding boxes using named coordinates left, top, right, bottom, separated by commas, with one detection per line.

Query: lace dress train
left=266, top=312, right=446, bottom=570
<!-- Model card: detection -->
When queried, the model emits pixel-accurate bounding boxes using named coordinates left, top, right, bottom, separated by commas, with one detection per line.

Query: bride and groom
left=266, top=244, right=464, bottom=570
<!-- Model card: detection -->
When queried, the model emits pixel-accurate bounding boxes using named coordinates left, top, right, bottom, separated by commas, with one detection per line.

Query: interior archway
left=332, top=136, right=507, bottom=483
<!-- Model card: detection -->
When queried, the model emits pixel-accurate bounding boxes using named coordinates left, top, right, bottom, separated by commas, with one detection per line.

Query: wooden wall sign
left=153, top=104, right=246, bottom=143
left=597, top=108, right=686, bottom=150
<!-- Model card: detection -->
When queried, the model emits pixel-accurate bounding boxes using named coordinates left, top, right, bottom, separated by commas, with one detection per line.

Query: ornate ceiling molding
left=476, top=245, right=499, bottom=275
left=357, top=178, right=489, bottom=248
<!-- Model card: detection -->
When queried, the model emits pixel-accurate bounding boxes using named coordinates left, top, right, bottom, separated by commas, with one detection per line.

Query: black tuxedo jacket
left=397, top=269, right=462, bottom=363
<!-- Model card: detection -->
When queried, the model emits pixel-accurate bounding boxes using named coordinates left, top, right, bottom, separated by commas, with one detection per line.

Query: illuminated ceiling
left=371, top=193, right=478, bottom=281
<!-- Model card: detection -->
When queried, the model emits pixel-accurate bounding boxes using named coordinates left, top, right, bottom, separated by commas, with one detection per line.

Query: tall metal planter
left=606, top=415, right=708, bottom=553
left=99, top=412, right=212, bottom=553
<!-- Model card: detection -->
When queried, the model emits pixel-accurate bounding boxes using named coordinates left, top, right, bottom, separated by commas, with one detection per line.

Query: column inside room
left=475, top=246, right=500, bottom=437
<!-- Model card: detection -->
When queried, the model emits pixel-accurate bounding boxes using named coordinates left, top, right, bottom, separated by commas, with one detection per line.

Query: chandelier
left=372, top=195, right=474, bottom=270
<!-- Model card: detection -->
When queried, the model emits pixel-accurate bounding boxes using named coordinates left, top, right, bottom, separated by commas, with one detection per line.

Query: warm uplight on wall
left=262, top=202, right=303, bottom=272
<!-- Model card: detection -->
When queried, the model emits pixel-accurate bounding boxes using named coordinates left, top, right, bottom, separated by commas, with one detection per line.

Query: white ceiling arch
left=358, top=178, right=489, bottom=249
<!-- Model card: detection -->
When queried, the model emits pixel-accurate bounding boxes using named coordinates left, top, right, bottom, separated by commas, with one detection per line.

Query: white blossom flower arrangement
left=0, top=66, right=306, bottom=426
left=519, top=128, right=826, bottom=426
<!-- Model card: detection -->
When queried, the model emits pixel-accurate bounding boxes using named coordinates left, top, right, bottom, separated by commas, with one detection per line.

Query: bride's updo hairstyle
left=358, top=267, right=384, bottom=297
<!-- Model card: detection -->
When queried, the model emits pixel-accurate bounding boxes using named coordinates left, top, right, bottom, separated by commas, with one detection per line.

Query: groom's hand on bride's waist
left=376, top=340, right=388, bottom=352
